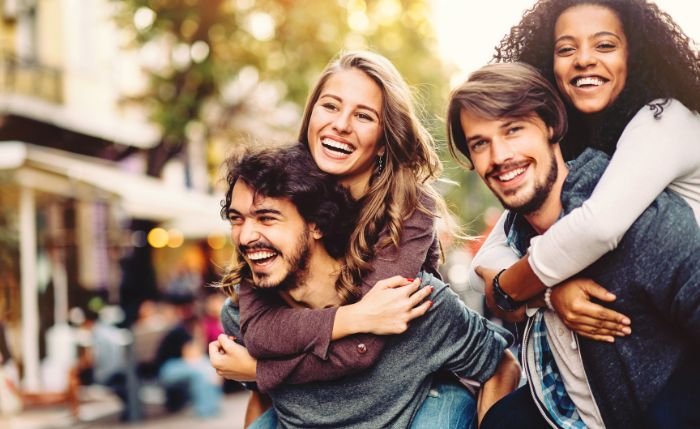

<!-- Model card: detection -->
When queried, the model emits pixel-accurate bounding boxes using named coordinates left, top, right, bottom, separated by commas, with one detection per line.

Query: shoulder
left=626, top=99, right=700, bottom=131
left=220, top=297, right=242, bottom=338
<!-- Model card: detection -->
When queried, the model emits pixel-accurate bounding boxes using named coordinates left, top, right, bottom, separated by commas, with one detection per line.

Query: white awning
left=0, top=141, right=229, bottom=238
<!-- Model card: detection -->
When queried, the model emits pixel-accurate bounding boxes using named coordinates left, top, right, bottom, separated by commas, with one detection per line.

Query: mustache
left=486, top=160, right=529, bottom=178
left=239, top=241, right=280, bottom=255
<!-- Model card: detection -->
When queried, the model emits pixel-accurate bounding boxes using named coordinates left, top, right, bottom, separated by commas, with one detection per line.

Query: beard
left=244, top=226, right=312, bottom=291
left=495, top=151, right=558, bottom=215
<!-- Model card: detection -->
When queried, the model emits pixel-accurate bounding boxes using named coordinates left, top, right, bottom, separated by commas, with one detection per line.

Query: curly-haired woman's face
left=553, top=4, right=628, bottom=114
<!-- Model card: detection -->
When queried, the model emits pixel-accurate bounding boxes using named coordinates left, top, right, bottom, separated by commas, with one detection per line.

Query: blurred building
left=0, top=0, right=230, bottom=396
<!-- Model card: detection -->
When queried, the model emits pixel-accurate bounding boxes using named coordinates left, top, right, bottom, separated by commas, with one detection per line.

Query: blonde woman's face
left=307, top=68, right=384, bottom=198
left=553, top=4, right=628, bottom=114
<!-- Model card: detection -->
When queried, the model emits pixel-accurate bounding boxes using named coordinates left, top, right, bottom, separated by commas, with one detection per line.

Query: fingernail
left=428, top=300, right=433, bottom=308
left=622, top=327, right=631, bottom=334
left=607, top=337, right=615, bottom=343
left=406, top=278, right=414, bottom=282
left=622, top=318, right=631, bottom=325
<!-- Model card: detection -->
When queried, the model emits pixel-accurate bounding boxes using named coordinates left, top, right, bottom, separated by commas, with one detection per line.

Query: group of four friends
left=208, top=0, right=700, bottom=427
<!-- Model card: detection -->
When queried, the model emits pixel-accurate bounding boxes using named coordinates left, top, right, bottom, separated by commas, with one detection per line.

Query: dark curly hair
left=219, top=143, right=361, bottom=303
left=494, top=0, right=700, bottom=160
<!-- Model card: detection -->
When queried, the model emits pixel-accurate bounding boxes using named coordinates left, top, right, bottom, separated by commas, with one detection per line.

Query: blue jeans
left=159, top=358, right=222, bottom=417
left=410, top=379, right=476, bottom=429
left=247, top=379, right=475, bottom=429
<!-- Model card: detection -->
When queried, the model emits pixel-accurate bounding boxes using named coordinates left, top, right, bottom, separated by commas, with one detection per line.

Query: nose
left=574, top=45, right=597, bottom=68
left=332, top=111, right=352, bottom=134
left=490, top=138, right=515, bottom=165
left=236, top=220, right=260, bottom=246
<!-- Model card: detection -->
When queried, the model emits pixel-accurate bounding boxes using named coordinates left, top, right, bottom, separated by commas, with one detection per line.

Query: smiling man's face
left=227, top=180, right=314, bottom=289
left=460, top=110, right=559, bottom=215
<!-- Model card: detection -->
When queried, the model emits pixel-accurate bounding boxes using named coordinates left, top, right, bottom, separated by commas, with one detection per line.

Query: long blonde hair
left=299, top=50, right=451, bottom=303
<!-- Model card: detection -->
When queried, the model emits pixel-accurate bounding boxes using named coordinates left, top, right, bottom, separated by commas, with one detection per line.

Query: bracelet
left=544, top=287, right=555, bottom=312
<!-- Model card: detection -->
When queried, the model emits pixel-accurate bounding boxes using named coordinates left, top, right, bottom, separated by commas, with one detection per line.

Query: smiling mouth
left=492, top=166, right=527, bottom=183
left=246, top=249, right=278, bottom=266
left=571, top=76, right=607, bottom=88
left=322, top=138, right=354, bottom=155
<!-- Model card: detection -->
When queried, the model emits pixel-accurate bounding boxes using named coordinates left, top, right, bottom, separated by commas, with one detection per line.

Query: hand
left=477, top=266, right=526, bottom=323
left=208, top=334, right=257, bottom=381
left=346, top=276, right=433, bottom=335
left=550, top=278, right=631, bottom=342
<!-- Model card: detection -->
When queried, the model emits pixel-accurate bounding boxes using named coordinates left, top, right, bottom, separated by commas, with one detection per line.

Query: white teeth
left=574, top=76, right=604, bottom=87
left=322, top=138, right=354, bottom=153
left=497, top=167, right=526, bottom=181
left=247, top=251, right=276, bottom=261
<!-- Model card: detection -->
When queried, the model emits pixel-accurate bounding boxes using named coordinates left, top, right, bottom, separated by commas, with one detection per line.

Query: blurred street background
left=0, top=0, right=696, bottom=428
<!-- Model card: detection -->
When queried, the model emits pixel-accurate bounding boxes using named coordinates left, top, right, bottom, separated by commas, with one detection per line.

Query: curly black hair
left=220, top=143, right=362, bottom=303
left=494, top=0, right=700, bottom=160
left=221, top=143, right=358, bottom=260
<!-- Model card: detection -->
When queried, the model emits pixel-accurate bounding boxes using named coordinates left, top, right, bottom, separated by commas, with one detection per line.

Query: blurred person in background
left=154, top=296, right=222, bottom=418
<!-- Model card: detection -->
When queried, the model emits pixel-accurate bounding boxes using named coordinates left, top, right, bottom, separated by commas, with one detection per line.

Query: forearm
left=256, top=334, right=385, bottom=392
left=499, top=256, right=546, bottom=302
left=469, top=212, right=518, bottom=293
left=239, top=280, right=337, bottom=358
left=477, top=350, right=521, bottom=427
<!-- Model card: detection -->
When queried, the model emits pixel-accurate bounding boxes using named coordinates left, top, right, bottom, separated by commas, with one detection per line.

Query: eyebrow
left=319, top=94, right=381, bottom=118
left=555, top=31, right=623, bottom=44
left=226, top=207, right=282, bottom=217
left=465, top=120, right=518, bottom=144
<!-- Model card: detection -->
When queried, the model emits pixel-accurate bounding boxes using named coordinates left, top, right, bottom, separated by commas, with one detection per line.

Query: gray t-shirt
left=222, top=272, right=512, bottom=429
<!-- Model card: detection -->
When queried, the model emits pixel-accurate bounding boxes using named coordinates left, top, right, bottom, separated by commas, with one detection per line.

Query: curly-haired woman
left=467, top=0, right=700, bottom=428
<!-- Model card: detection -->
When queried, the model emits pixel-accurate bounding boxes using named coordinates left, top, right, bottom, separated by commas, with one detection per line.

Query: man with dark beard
left=210, top=143, right=520, bottom=428
left=447, top=63, right=700, bottom=429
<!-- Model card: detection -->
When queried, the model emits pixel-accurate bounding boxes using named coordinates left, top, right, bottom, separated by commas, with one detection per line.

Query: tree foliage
left=113, top=0, right=496, bottom=230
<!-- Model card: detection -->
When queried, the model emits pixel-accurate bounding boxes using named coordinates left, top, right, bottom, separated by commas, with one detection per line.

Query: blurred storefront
left=0, top=142, right=230, bottom=396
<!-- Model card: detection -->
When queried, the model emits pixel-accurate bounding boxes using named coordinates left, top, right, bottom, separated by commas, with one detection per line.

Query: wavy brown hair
left=298, top=50, right=451, bottom=301
left=447, top=63, right=568, bottom=168
left=494, top=0, right=700, bottom=160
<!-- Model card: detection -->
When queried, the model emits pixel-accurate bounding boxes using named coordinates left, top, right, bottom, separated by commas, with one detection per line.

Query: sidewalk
left=0, top=390, right=251, bottom=429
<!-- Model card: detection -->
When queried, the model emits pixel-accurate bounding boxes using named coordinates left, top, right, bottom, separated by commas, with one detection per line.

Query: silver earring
left=377, top=154, right=385, bottom=175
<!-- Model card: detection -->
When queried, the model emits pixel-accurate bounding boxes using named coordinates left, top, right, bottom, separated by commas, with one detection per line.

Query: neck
left=339, top=172, right=371, bottom=199
left=280, top=246, right=342, bottom=309
left=523, top=155, right=569, bottom=234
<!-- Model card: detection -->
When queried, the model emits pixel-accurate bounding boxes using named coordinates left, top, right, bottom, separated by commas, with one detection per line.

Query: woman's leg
left=410, top=378, right=476, bottom=429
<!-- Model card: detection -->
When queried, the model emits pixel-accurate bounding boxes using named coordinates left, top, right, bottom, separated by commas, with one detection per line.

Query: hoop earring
left=376, top=154, right=385, bottom=175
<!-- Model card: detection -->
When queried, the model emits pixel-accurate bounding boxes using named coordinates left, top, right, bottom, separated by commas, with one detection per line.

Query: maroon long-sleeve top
left=238, top=193, right=441, bottom=392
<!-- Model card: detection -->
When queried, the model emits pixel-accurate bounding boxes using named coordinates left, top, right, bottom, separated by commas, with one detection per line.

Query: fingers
left=576, top=331, right=617, bottom=343
left=376, top=275, right=416, bottom=289
left=565, top=314, right=631, bottom=336
left=407, top=299, right=433, bottom=321
left=208, top=340, right=223, bottom=357
left=217, top=333, right=238, bottom=352
left=582, top=280, right=617, bottom=302
left=407, top=281, right=431, bottom=304
left=567, top=299, right=631, bottom=325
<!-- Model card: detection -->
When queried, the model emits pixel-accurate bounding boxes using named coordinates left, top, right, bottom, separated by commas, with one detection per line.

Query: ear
left=377, top=146, right=386, bottom=158
left=310, top=224, right=324, bottom=240
left=547, top=126, right=555, bottom=142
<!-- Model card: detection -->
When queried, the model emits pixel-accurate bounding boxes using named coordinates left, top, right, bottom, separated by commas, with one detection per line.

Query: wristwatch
left=492, top=268, right=526, bottom=312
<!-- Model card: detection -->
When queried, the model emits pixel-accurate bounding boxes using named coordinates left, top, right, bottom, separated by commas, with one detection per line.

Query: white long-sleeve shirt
left=469, top=99, right=700, bottom=291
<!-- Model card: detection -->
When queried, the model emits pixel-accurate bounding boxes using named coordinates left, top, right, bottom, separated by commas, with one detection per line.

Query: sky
left=432, top=0, right=700, bottom=85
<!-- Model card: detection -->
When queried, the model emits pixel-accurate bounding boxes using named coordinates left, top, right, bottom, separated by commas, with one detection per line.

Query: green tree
left=113, top=0, right=451, bottom=176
